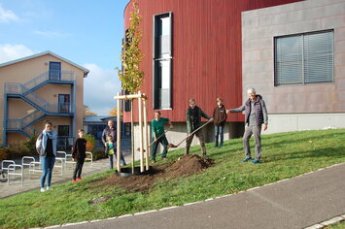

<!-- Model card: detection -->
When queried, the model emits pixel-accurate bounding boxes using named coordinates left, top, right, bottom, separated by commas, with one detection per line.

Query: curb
left=304, top=214, right=345, bottom=229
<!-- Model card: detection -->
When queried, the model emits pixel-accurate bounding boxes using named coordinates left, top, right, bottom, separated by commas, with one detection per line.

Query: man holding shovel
left=186, top=98, right=213, bottom=157
left=151, top=111, right=173, bottom=162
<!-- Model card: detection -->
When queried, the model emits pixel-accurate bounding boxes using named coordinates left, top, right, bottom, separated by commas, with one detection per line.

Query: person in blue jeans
left=213, top=97, right=227, bottom=147
left=36, top=121, right=57, bottom=192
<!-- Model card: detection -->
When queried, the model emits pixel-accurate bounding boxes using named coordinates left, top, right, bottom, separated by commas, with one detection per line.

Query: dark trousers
left=214, top=125, right=225, bottom=147
left=73, top=159, right=84, bottom=180
left=109, top=151, right=126, bottom=169
left=185, top=129, right=206, bottom=156
left=151, top=135, right=169, bottom=161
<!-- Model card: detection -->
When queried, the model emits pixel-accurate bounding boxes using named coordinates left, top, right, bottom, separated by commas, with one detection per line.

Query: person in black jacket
left=186, top=98, right=212, bottom=156
left=102, top=120, right=126, bottom=166
left=72, top=129, right=87, bottom=182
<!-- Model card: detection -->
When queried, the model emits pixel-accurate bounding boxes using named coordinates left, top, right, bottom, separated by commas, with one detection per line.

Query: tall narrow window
left=153, top=12, right=172, bottom=109
left=275, top=30, right=333, bottom=86
left=49, top=62, right=61, bottom=80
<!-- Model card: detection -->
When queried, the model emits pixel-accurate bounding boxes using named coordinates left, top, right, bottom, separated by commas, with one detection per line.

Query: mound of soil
left=91, top=154, right=214, bottom=193
left=166, top=154, right=213, bottom=178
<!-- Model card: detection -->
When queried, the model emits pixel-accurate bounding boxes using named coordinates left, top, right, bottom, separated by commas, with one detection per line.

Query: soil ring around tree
left=90, top=154, right=214, bottom=193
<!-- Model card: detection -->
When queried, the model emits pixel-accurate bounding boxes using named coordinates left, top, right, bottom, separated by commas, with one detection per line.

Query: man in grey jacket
left=228, top=88, right=268, bottom=164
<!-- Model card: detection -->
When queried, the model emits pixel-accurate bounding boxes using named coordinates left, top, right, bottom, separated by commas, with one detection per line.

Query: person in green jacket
left=151, top=111, right=173, bottom=162
left=186, top=98, right=212, bottom=156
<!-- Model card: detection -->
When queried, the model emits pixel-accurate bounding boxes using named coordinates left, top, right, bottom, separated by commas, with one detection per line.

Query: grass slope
left=1, top=129, right=345, bottom=228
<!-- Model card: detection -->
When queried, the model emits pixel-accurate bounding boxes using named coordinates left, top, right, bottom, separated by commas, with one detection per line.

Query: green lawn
left=1, top=129, right=345, bottom=229
left=325, top=220, right=345, bottom=229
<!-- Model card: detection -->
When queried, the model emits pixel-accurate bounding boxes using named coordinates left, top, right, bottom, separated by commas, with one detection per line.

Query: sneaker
left=46, top=186, right=51, bottom=191
left=72, top=179, right=77, bottom=183
left=76, top=178, right=81, bottom=182
left=40, top=188, right=45, bottom=193
left=252, top=159, right=261, bottom=164
left=242, top=157, right=252, bottom=162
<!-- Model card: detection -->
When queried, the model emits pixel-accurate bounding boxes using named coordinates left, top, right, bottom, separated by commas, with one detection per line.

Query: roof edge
left=0, top=50, right=90, bottom=77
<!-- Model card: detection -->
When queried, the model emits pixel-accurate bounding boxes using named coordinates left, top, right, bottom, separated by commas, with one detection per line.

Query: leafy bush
left=92, top=150, right=107, bottom=161
left=84, top=134, right=96, bottom=152
left=0, top=147, right=9, bottom=161
left=23, top=135, right=37, bottom=155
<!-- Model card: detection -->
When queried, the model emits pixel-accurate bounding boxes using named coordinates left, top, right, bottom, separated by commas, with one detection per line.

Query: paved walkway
left=60, top=163, right=345, bottom=229
left=0, top=159, right=110, bottom=198
left=0, top=151, right=134, bottom=198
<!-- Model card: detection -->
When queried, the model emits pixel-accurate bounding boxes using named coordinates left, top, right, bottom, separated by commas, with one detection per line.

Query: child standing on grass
left=105, top=136, right=115, bottom=169
left=72, top=129, right=87, bottom=183
left=213, top=97, right=227, bottom=147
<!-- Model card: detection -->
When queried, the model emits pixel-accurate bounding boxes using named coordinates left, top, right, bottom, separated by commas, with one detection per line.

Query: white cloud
left=83, top=64, right=122, bottom=116
left=34, top=30, right=71, bottom=38
left=0, top=4, right=19, bottom=23
left=0, top=44, right=35, bottom=63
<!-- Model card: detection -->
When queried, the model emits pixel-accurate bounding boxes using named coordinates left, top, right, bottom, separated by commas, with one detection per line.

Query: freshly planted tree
left=118, top=0, right=144, bottom=93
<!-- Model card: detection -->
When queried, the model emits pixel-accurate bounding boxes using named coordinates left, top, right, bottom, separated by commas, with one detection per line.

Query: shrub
left=0, top=147, right=9, bottom=161
left=92, top=150, right=107, bottom=161
left=23, top=135, right=37, bottom=155
left=84, top=134, right=96, bottom=152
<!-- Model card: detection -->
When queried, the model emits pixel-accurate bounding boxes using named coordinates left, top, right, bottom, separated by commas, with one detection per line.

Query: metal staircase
left=4, top=70, right=75, bottom=137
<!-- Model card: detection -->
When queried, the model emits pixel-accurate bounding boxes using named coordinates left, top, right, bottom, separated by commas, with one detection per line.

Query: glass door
left=58, top=94, right=70, bottom=113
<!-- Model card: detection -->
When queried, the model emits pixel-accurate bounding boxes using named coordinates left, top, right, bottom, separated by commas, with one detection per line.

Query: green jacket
left=186, top=106, right=210, bottom=133
left=151, top=117, right=169, bottom=138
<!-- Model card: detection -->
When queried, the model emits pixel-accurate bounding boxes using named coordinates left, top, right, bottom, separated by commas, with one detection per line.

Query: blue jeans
left=40, top=156, right=55, bottom=188
left=214, top=125, right=224, bottom=147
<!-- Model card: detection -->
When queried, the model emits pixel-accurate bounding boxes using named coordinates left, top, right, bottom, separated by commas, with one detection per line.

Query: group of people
left=150, top=88, right=268, bottom=164
left=35, top=87, right=268, bottom=192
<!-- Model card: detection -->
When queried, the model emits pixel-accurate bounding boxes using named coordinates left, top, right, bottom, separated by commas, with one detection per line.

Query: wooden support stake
left=116, top=93, right=121, bottom=172
left=138, top=91, right=144, bottom=173
left=143, top=98, right=149, bottom=170
left=131, top=99, right=135, bottom=174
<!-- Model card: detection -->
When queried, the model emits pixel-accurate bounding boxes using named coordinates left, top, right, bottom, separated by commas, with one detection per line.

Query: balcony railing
left=5, top=70, right=75, bottom=95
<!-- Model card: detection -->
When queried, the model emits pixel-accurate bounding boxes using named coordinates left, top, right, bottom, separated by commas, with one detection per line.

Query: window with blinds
left=274, top=30, right=334, bottom=86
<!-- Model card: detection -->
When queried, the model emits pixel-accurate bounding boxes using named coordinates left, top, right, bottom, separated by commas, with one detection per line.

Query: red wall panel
left=123, top=0, right=302, bottom=123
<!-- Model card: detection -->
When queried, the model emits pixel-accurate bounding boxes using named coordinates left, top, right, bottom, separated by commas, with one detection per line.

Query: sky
left=0, top=0, right=130, bottom=115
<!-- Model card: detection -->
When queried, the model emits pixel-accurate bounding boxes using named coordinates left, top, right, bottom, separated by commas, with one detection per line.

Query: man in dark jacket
left=102, top=120, right=126, bottom=166
left=213, top=97, right=227, bottom=147
left=186, top=98, right=212, bottom=156
left=228, top=88, right=268, bottom=164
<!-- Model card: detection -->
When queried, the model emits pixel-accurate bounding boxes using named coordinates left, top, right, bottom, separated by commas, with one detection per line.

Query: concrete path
left=0, top=159, right=110, bottom=198
left=0, top=151, right=134, bottom=198
left=61, top=163, right=345, bottom=229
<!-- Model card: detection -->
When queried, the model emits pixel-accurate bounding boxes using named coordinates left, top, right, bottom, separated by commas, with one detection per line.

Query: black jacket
left=102, top=126, right=116, bottom=145
left=186, top=106, right=210, bottom=133
left=72, top=138, right=87, bottom=161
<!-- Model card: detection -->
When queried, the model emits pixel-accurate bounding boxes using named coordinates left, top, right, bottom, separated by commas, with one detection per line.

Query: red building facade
left=123, top=0, right=302, bottom=138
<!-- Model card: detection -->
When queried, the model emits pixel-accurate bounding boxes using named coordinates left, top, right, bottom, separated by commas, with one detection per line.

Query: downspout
left=2, top=89, right=8, bottom=146
left=72, top=78, right=77, bottom=142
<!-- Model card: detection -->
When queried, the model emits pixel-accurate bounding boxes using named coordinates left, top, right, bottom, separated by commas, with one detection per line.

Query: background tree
left=108, top=107, right=123, bottom=117
left=84, top=105, right=97, bottom=117
left=118, top=0, right=144, bottom=94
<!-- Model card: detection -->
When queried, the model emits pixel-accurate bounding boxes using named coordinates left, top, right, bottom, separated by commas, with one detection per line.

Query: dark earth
left=91, top=154, right=214, bottom=193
